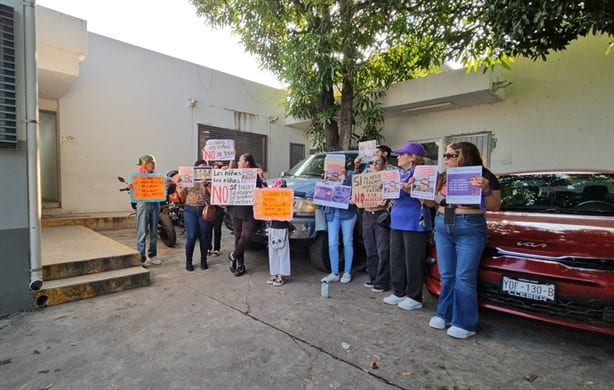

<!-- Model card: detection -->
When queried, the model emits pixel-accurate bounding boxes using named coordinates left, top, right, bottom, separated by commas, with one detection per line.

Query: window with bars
left=0, top=4, right=16, bottom=150
left=198, top=124, right=268, bottom=171
left=446, top=132, right=493, bottom=167
left=289, top=142, right=305, bottom=168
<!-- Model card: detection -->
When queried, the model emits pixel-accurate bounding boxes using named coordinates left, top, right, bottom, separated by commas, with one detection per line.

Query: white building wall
left=56, top=33, right=304, bottom=214
left=383, top=35, right=614, bottom=173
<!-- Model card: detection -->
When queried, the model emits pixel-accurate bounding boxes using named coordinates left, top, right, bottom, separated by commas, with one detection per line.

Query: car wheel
left=309, top=231, right=331, bottom=272
left=158, top=212, right=176, bottom=248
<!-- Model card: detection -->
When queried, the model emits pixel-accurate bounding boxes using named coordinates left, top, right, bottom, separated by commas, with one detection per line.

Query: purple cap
left=392, top=142, right=426, bottom=156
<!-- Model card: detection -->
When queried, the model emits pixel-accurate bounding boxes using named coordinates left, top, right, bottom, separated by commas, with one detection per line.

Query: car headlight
left=294, top=198, right=316, bottom=216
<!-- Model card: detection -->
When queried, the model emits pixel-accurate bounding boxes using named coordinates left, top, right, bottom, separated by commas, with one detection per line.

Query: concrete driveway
left=1, top=228, right=612, bottom=389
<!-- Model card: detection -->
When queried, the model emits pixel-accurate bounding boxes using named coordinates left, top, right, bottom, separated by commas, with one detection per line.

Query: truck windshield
left=286, top=154, right=326, bottom=177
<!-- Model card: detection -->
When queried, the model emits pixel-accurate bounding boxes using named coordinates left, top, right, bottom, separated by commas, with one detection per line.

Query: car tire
left=309, top=231, right=331, bottom=272
left=158, top=212, right=176, bottom=248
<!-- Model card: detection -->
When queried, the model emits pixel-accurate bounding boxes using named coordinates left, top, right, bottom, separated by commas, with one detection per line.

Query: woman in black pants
left=227, top=153, right=264, bottom=276
left=208, top=161, right=225, bottom=257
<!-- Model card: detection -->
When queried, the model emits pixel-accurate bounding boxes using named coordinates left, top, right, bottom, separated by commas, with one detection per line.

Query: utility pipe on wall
left=24, top=0, right=42, bottom=291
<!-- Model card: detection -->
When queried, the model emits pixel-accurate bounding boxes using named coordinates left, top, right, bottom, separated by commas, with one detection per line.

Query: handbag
left=202, top=203, right=216, bottom=222
left=376, top=211, right=390, bottom=229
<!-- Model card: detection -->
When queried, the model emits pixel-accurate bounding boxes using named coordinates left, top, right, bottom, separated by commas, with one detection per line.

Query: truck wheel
left=309, top=231, right=331, bottom=272
left=158, top=212, right=176, bottom=247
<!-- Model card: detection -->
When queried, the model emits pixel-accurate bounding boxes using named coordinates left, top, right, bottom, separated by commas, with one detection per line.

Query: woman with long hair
left=428, top=142, right=501, bottom=339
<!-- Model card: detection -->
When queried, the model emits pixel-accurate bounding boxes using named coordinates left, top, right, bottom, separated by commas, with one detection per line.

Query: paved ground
left=1, top=228, right=613, bottom=389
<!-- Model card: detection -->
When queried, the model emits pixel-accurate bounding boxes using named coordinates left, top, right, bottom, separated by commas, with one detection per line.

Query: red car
left=425, top=170, right=614, bottom=335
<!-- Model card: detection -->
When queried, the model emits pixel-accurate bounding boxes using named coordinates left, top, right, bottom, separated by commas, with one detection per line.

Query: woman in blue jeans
left=428, top=142, right=501, bottom=339
left=180, top=159, right=213, bottom=272
left=320, top=169, right=358, bottom=284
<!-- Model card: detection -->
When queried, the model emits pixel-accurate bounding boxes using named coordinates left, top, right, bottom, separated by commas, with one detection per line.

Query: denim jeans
left=136, top=202, right=160, bottom=260
left=184, top=205, right=213, bottom=264
left=362, top=210, right=390, bottom=289
left=327, top=213, right=358, bottom=274
left=434, top=213, right=487, bottom=331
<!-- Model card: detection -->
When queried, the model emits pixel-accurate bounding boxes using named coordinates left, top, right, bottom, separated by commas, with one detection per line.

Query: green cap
left=137, top=154, right=156, bottom=165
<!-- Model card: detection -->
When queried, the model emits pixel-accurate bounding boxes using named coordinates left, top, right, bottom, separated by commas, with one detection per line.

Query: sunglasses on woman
left=369, top=160, right=384, bottom=165
left=443, top=153, right=459, bottom=159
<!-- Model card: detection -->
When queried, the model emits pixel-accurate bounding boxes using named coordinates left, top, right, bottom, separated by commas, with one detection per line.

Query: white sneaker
left=383, top=294, right=406, bottom=305
left=429, top=316, right=447, bottom=330
left=340, top=273, right=352, bottom=284
left=142, top=258, right=154, bottom=267
left=447, top=326, right=476, bottom=339
left=150, top=257, right=162, bottom=265
left=397, top=297, right=423, bottom=311
left=321, top=273, right=340, bottom=283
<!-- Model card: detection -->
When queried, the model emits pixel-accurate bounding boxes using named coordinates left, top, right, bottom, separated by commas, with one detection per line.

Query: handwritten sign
left=324, top=153, right=346, bottom=182
left=358, top=140, right=377, bottom=163
left=253, top=188, right=294, bottom=221
left=210, top=168, right=257, bottom=205
left=446, top=166, right=483, bottom=205
left=313, top=182, right=351, bottom=209
left=351, top=172, right=384, bottom=208
left=202, top=139, right=235, bottom=161
left=130, top=173, right=166, bottom=202
left=381, top=170, right=401, bottom=199
left=411, top=165, right=438, bottom=200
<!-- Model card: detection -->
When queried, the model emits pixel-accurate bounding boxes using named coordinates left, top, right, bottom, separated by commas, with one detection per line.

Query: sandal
left=272, top=277, right=285, bottom=287
left=212, top=250, right=220, bottom=257
left=266, top=276, right=277, bottom=285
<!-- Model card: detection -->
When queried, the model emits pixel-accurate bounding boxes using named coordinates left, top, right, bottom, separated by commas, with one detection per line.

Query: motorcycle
left=117, top=176, right=177, bottom=248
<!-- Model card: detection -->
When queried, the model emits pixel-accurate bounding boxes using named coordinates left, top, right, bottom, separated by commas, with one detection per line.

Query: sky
left=37, top=0, right=285, bottom=88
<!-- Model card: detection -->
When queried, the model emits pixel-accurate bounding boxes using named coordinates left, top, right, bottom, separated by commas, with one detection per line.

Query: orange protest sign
left=253, top=188, right=294, bottom=221
left=130, top=174, right=167, bottom=202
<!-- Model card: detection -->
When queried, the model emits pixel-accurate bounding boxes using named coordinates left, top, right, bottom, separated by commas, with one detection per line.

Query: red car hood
left=486, top=211, right=614, bottom=261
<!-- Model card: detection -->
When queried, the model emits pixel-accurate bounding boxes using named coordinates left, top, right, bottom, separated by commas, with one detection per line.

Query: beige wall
left=382, top=35, right=614, bottom=173
left=55, top=34, right=305, bottom=214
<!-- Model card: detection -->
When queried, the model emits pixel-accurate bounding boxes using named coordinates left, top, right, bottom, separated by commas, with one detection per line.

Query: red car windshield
left=499, top=173, right=614, bottom=216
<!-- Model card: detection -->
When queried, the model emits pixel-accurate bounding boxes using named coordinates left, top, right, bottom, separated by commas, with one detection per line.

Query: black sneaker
left=234, top=265, right=245, bottom=277
left=186, top=263, right=194, bottom=272
left=200, top=261, right=208, bottom=270
left=228, top=252, right=237, bottom=273
left=371, top=286, right=388, bottom=293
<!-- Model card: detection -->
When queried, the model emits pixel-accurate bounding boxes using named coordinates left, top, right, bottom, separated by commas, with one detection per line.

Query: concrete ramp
left=35, top=226, right=150, bottom=307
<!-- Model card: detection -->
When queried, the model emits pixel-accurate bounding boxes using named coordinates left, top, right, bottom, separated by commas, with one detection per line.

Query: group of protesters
left=131, top=139, right=501, bottom=339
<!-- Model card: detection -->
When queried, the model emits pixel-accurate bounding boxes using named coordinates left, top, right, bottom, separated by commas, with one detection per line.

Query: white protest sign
left=210, top=168, right=257, bottom=205
left=202, top=139, right=235, bottom=161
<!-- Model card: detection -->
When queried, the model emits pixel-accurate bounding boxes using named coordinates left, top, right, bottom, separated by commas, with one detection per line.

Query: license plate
left=501, top=276, right=556, bottom=302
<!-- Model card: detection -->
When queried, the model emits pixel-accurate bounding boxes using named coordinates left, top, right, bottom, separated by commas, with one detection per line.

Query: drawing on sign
left=410, top=165, right=438, bottom=200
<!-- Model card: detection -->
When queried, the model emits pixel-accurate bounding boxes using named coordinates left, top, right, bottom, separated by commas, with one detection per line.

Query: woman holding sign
left=427, top=142, right=500, bottom=339
left=227, top=153, right=265, bottom=277
left=182, top=160, right=213, bottom=272
left=383, top=142, right=432, bottom=312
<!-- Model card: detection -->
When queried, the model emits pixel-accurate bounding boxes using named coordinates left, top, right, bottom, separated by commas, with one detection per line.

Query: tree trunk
left=339, top=75, right=354, bottom=151
left=320, top=81, right=339, bottom=151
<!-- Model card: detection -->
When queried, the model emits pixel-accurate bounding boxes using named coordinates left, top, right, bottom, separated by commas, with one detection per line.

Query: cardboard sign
left=313, top=182, right=351, bottom=209
left=210, top=168, right=257, bottom=205
left=253, top=188, right=294, bottom=221
left=446, top=166, right=483, bottom=205
left=129, top=173, right=166, bottom=202
left=411, top=165, right=438, bottom=200
left=202, top=139, right=235, bottom=161
left=351, top=172, right=384, bottom=208
left=381, top=170, right=401, bottom=199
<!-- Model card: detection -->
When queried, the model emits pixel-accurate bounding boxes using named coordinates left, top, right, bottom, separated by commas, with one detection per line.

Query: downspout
left=24, top=0, right=43, bottom=291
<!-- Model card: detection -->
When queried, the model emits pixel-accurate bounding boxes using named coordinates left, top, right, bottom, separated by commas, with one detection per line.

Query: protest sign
left=202, top=139, right=235, bottom=161
left=193, top=166, right=212, bottom=182
left=358, top=140, right=377, bottom=163
left=313, top=182, right=351, bottom=209
left=253, top=188, right=294, bottom=221
left=410, top=165, right=438, bottom=200
left=323, top=153, right=346, bottom=182
left=351, top=172, right=384, bottom=208
left=129, top=173, right=166, bottom=202
left=381, top=170, right=401, bottom=199
left=210, top=168, right=257, bottom=205
left=178, top=166, right=194, bottom=188
left=446, top=166, right=483, bottom=205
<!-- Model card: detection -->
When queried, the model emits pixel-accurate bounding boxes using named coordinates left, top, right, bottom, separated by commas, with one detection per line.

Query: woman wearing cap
left=383, top=142, right=433, bottom=311
left=182, top=159, right=213, bottom=272
left=426, top=142, right=501, bottom=339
